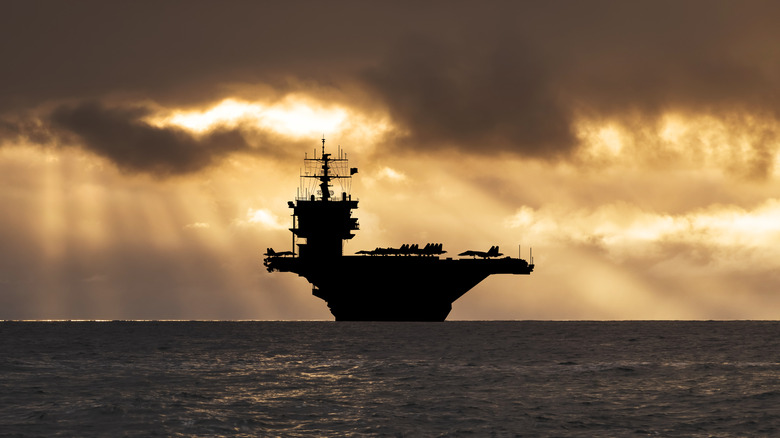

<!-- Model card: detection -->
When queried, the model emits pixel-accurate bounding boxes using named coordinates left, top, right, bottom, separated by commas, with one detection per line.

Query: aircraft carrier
left=263, top=139, right=534, bottom=321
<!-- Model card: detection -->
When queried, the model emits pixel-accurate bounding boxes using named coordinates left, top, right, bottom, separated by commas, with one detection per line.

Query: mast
left=319, top=136, right=332, bottom=202
left=300, top=136, right=354, bottom=202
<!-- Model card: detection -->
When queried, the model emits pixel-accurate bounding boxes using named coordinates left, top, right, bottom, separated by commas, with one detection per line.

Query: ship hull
left=266, top=256, right=533, bottom=321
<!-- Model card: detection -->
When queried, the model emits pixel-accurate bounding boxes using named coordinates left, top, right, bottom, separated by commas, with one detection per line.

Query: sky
left=2, top=0, right=780, bottom=320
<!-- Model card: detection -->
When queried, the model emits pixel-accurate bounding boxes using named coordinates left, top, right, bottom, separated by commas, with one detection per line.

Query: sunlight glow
left=244, top=208, right=287, bottom=230
left=659, top=114, right=688, bottom=144
left=184, top=222, right=211, bottom=229
left=575, top=112, right=780, bottom=178
left=150, top=96, right=349, bottom=138
left=575, top=123, right=625, bottom=159
left=506, top=200, right=780, bottom=258
left=379, top=167, right=407, bottom=181
left=596, top=126, right=624, bottom=155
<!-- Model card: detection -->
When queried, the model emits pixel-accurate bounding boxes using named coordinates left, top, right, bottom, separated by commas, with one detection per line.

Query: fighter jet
left=356, top=247, right=394, bottom=256
left=458, top=246, right=503, bottom=259
left=264, top=248, right=295, bottom=257
left=421, top=243, right=446, bottom=256
left=358, top=243, right=448, bottom=257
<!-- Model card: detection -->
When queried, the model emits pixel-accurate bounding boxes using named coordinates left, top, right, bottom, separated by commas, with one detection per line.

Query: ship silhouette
left=264, top=138, right=534, bottom=321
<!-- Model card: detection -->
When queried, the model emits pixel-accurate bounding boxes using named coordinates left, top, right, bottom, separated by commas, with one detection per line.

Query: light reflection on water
left=0, top=321, right=779, bottom=437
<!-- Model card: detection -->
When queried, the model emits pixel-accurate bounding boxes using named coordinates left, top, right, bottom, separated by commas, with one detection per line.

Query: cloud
left=240, top=208, right=287, bottom=230
left=4, top=1, right=780, bottom=164
left=362, top=2, right=780, bottom=161
left=184, top=222, right=210, bottom=229
left=0, top=95, right=377, bottom=177
left=0, top=116, right=53, bottom=146
left=364, top=35, right=576, bottom=157
left=0, top=1, right=399, bottom=112
left=506, top=200, right=780, bottom=272
left=45, top=101, right=254, bottom=176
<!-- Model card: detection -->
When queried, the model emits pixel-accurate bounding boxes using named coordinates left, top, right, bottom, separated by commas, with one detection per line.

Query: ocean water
left=1, top=321, right=778, bottom=437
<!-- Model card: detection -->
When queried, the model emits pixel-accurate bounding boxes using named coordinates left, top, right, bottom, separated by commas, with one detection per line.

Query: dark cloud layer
left=48, top=102, right=250, bottom=176
left=366, top=1, right=780, bottom=156
left=3, top=1, right=780, bottom=160
left=364, top=35, right=576, bottom=156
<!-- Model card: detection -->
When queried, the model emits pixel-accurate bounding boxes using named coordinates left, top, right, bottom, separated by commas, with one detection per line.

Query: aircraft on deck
left=357, top=243, right=446, bottom=256
left=458, top=246, right=503, bottom=259
left=420, top=243, right=446, bottom=255
left=265, top=248, right=295, bottom=257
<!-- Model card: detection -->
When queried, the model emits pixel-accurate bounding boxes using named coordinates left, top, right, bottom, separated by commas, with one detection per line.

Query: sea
left=0, top=321, right=778, bottom=437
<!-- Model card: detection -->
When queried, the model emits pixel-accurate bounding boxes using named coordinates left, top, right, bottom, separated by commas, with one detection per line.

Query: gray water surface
left=1, top=321, right=778, bottom=437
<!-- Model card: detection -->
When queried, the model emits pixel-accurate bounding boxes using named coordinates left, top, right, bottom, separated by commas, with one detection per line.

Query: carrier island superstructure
left=263, top=139, right=534, bottom=321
